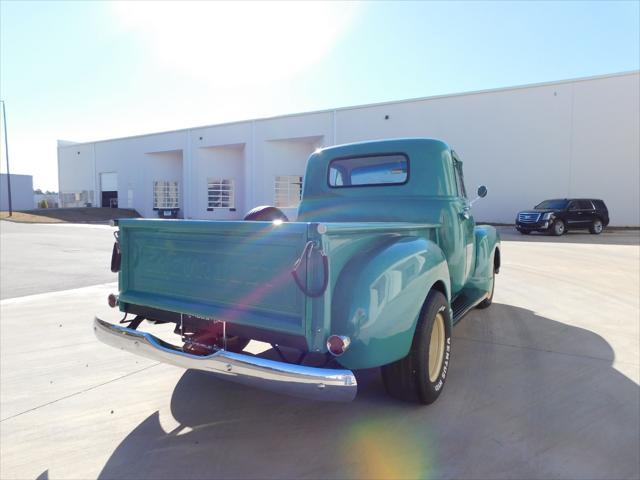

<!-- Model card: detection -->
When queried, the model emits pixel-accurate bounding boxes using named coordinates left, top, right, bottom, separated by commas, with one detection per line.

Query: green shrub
left=38, top=199, right=48, bottom=209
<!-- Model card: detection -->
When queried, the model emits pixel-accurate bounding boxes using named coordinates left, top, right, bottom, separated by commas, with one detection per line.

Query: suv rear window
left=328, top=154, right=408, bottom=187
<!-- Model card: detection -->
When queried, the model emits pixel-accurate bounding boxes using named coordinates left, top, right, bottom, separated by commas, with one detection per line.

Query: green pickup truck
left=95, top=138, right=500, bottom=404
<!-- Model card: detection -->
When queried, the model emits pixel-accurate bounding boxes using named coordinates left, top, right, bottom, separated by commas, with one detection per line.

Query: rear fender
left=331, top=236, right=450, bottom=370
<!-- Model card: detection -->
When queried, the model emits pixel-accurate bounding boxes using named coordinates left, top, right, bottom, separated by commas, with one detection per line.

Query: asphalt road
left=0, top=223, right=638, bottom=479
left=0, top=221, right=117, bottom=300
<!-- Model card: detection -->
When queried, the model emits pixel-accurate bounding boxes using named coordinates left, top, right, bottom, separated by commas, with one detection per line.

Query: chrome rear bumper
left=94, top=317, right=357, bottom=402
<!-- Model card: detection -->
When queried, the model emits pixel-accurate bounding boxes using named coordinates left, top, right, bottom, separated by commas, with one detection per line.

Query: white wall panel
left=0, top=174, right=33, bottom=211
left=58, top=71, right=640, bottom=225
left=192, top=144, right=245, bottom=219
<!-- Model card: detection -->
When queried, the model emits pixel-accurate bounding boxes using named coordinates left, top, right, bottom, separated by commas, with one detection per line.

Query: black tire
left=589, top=218, right=604, bottom=234
left=381, top=290, right=452, bottom=404
left=476, top=269, right=495, bottom=309
left=551, top=219, right=565, bottom=236
left=519, top=230, right=531, bottom=235
left=244, top=205, right=289, bottom=222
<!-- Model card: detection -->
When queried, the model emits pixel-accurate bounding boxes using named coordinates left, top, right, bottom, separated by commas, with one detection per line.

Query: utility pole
left=1, top=100, right=12, bottom=216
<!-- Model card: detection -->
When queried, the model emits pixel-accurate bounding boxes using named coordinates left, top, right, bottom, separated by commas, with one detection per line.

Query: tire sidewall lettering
left=430, top=307, right=451, bottom=392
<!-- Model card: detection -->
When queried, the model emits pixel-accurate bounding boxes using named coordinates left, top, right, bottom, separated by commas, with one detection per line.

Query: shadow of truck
left=98, top=303, right=640, bottom=480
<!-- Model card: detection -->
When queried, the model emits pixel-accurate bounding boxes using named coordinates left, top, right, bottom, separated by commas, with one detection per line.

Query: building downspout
left=249, top=120, right=256, bottom=211
left=92, top=143, right=97, bottom=207
left=185, top=130, right=192, bottom=218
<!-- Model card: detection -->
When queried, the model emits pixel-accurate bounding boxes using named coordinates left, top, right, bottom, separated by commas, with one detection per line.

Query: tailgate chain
left=291, top=241, right=329, bottom=298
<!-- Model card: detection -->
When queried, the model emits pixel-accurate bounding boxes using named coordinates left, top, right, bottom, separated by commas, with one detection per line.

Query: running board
left=452, top=288, right=488, bottom=324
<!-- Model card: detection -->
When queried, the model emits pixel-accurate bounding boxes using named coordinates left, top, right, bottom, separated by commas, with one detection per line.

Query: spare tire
left=244, top=205, right=289, bottom=222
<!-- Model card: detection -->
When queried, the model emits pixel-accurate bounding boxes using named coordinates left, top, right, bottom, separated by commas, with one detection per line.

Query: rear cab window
left=328, top=154, right=408, bottom=187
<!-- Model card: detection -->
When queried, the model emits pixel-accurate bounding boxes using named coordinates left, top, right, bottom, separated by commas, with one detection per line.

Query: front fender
left=331, top=236, right=450, bottom=370
left=468, top=225, right=501, bottom=291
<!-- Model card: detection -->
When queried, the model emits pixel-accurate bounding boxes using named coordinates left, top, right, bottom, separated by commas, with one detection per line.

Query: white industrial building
left=57, top=71, right=640, bottom=226
left=0, top=173, right=34, bottom=211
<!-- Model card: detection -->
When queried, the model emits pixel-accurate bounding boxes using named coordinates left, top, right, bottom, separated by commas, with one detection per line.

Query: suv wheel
left=552, top=219, right=565, bottom=236
left=589, top=219, right=604, bottom=234
left=381, top=290, right=452, bottom=404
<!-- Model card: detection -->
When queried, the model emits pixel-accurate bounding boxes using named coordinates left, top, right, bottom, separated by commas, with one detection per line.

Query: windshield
left=534, top=199, right=568, bottom=209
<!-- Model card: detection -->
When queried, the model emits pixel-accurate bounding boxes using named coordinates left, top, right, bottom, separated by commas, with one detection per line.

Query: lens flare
left=339, top=417, right=435, bottom=479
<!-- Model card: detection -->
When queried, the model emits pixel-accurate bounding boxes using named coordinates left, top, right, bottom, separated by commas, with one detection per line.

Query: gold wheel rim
left=428, top=312, right=446, bottom=383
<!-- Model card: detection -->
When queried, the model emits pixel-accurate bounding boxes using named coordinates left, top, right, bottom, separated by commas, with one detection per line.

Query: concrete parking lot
left=0, top=222, right=638, bottom=479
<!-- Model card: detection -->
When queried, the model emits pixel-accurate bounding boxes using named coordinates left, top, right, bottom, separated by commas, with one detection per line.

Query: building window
left=207, top=179, right=235, bottom=211
left=275, top=175, right=303, bottom=208
left=153, top=181, right=179, bottom=209
left=60, top=190, right=93, bottom=208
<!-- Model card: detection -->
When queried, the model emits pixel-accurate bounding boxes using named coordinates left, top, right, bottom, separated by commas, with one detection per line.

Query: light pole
left=0, top=100, right=12, bottom=216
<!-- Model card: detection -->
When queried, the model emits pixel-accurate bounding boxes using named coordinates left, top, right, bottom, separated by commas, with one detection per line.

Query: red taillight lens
left=107, top=293, right=119, bottom=308
left=327, top=335, right=351, bottom=356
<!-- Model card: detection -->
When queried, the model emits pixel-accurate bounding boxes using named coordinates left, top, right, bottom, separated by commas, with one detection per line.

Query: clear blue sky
left=1, top=0, right=638, bottom=191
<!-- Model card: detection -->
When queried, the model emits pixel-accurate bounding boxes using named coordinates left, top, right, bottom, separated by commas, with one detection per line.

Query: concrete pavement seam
left=0, top=363, right=160, bottom=423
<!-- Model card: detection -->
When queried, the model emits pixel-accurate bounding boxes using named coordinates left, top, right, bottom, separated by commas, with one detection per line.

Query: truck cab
left=95, top=138, right=500, bottom=404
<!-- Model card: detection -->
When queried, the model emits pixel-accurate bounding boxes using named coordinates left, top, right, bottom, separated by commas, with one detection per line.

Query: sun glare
left=110, top=1, right=360, bottom=88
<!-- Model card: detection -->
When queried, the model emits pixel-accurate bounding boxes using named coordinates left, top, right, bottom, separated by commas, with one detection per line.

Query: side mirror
left=470, top=185, right=488, bottom=206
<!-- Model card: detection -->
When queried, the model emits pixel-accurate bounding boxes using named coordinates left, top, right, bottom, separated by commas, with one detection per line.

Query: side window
left=577, top=200, right=594, bottom=210
left=568, top=201, right=579, bottom=211
left=593, top=200, right=606, bottom=211
left=453, top=162, right=467, bottom=198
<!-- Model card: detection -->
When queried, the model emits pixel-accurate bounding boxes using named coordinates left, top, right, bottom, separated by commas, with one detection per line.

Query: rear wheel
left=381, top=290, right=452, bottom=404
left=589, top=218, right=604, bottom=234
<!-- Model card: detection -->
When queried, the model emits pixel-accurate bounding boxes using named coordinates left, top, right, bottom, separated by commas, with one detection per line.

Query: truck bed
left=116, top=219, right=439, bottom=342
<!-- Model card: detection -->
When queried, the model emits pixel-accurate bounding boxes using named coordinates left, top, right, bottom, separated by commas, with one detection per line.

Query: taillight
left=326, top=335, right=351, bottom=356
left=107, top=293, right=119, bottom=308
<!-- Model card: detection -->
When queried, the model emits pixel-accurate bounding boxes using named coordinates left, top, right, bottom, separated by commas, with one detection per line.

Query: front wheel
left=551, top=219, right=566, bottom=236
left=381, top=290, right=452, bottom=404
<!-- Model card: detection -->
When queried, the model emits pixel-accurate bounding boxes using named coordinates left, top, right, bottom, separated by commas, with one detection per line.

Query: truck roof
left=318, top=138, right=451, bottom=158
left=299, top=138, right=458, bottom=223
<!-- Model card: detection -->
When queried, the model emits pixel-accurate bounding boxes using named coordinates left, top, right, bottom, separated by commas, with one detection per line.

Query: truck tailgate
left=117, top=219, right=309, bottom=335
